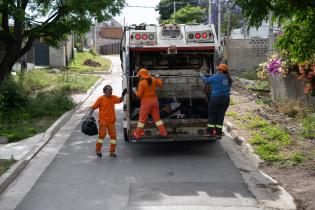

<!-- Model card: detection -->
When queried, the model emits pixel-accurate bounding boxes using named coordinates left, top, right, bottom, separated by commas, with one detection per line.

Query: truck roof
left=125, top=23, right=218, bottom=50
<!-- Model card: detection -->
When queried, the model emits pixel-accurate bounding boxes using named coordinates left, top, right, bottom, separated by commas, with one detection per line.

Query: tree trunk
left=0, top=44, right=21, bottom=84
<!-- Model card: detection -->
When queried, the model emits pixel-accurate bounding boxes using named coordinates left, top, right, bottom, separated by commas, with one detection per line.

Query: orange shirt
left=135, top=77, right=163, bottom=100
left=91, top=95, right=122, bottom=124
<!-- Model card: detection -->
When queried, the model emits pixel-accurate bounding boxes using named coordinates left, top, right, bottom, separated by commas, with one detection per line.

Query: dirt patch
left=226, top=78, right=315, bottom=210
left=83, top=59, right=101, bottom=67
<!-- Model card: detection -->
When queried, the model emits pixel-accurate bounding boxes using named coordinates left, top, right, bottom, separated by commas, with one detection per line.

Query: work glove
left=132, top=87, right=137, bottom=93
left=199, top=72, right=205, bottom=77
left=154, top=74, right=160, bottom=78
left=121, top=88, right=127, bottom=97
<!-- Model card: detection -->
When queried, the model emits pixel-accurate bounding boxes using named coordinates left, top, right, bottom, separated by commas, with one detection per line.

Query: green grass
left=301, top=114, right=315, bottom=139
left=68, top=52, right=111, bottom=72
left=16, top=70, right=100, bottom=93
left=0, top=159, right=16, bottom=176
left=1, top=70, right=100, bottom=142
left=0, top=118, right=56, bottom=142
left=245, top=80, right=269, bottom=91
left=226, top=111, right=237, bottom=117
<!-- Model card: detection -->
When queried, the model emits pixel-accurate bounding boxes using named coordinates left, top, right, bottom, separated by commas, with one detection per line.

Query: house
left=86, top=18, right=123, bottom=54
left=32, top=35, right=74, bottom=67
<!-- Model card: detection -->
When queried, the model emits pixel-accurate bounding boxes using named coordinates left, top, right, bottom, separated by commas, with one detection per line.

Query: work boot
left=157, top=124, right=168, bottom=137
left=109, top=153, right=117, bottom=158
left=132, top=129, right=144, bottom=140
left=204, top=128, right=215, bottom=137
left=96, top=151, right=102, bottom=158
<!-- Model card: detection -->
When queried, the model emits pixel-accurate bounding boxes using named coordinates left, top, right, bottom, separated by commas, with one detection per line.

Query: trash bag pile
left=81, top=116, right=98, bottom=136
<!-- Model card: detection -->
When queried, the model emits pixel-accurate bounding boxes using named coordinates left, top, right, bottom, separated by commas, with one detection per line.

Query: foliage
left=257, top=52, right=315, bottom=95
left=301, top=114, right=315, bottom=139
left=235, top=0, right=315, bottom=63
left=222, top=7, right=244, bottom=34
left=162, top=6, right=206, bottom=24
left=0, top=77, right=27, bottom=113
left=68, top=52, right=111, bottom=72
left=0, top=160, right=16, bottom=177
left=156, top=0, right=207, bottom=22
left=0, top=70, right=99, bottom=142
left=0, top=0, right=125, bottom=83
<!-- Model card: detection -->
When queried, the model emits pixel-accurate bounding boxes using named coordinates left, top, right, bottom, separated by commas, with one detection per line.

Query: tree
left=235, top=0, right=315, bottom=62
left=162, top=5, right=206, bottom=24
left=156, top=0, right=208, bottom=23
left=0, top=0, right=125, bottom=84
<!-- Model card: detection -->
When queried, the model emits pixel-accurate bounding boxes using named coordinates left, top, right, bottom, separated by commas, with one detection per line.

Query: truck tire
left=123, top=128, right=130, bottom=142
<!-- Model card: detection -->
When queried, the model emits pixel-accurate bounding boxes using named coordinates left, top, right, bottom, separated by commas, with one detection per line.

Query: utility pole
left=218, top=0, right=221, bottom=42
left=208, top=0, right=212, bottom=23
left=173, top=2, right=176, bottom=23
left=268, top=11, right=274, bottom=54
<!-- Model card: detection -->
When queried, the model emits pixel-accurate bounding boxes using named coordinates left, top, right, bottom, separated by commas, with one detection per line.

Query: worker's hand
left=132, top=87, right=137, bottom=93
left=154, top=74, right=160, bottom=78
left=121, top=88, right=127, bottom=97
left=199, top=72, right=205, bottom=77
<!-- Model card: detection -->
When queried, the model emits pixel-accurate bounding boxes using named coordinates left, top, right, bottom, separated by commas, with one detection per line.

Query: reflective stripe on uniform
left=216, top=125, right=223, bottom=128
left=207, top=124, right=215, bottom=128
left=137, top=122, right=144, bottom=128
left=110, top=139, right=116, bottom=144
left=155, top=120, right=163, bottom=126
left=97, top=139, right=104, bottom=144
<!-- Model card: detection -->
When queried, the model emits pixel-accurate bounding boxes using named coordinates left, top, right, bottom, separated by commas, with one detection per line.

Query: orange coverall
left=91, top=95, right=123, bottom=154
left=133, top=77, right=167, bottom=138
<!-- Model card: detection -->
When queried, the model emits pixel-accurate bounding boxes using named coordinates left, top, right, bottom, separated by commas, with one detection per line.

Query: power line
left=125, top=5, right=156, bottom=8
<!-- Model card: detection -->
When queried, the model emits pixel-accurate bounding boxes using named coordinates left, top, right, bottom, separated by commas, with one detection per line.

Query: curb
left=0, top=76, right=104, bottom=195
left=224, top=120, right=296, bottom=210
left=224, top=121, right=263, bottom=168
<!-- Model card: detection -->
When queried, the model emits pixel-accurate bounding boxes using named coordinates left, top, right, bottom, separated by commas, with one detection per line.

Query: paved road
left=0, top=55, right=293, bottom=210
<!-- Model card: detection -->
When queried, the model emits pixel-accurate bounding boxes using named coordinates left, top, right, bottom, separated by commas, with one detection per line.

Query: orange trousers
left=95, top=123, right=116, bottom=154
left=134, top=99, right=167, bottom=138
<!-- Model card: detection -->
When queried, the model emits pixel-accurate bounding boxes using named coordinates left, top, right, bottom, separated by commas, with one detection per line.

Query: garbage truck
left=120, top=23, right=221, bottom=142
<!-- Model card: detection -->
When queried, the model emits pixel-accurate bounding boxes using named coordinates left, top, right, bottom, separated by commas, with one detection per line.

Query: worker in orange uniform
left=132, top=68, right=168, bottom=139
left=89, top=85, right=127, bottom=158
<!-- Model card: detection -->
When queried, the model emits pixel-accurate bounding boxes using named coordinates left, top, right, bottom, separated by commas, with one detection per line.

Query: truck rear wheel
left=123, top=128, right=130, bottom=142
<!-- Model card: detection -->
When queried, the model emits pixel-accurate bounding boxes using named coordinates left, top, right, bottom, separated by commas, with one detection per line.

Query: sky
left=115, top=0, right=161, bottom=26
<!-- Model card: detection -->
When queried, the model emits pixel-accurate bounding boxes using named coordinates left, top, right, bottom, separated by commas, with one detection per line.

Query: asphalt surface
left=0, top=55, right=295, bottom=210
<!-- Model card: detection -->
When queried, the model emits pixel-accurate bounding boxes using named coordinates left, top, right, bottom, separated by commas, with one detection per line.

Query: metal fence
left=100, top=43, right=120, bottom=55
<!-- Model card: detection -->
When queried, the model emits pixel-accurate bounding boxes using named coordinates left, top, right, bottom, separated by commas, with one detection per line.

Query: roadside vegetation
left=0, top=159, right=16, bottom=177
left=0, top=59, right=100, bottom=143
left=228, top=74, right=315, bottom=168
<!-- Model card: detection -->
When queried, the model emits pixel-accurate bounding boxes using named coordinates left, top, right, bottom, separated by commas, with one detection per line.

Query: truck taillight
left=130, top=32, right=157, bottom=45
left=195, top=33, right=201, bottom=39
left=135, top=34, right=141, bottom=40
left=186, top=30, right=214, bottom=43
left=148, top=34, right=154, bottom=40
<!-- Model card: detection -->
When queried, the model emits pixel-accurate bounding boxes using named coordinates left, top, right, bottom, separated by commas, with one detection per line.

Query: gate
left=100, top=43, right=120, bottom=55
left=33, top=42, right=49, bottom=65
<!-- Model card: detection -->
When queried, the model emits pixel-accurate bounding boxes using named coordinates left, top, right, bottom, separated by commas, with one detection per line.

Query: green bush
left=0, top=77, right=28, bottom=113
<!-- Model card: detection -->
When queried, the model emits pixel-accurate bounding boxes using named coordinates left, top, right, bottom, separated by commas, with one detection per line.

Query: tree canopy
left=0, top=0, right=125, bottom=83
left=235, top=0, right=315, bottom=62
left=156, top=0, right=208, bottom=23
left=162, top=5, right=206, bottom=24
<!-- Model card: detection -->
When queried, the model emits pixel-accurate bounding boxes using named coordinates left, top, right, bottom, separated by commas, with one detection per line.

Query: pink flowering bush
left=257, top=52, right=315, bottom=95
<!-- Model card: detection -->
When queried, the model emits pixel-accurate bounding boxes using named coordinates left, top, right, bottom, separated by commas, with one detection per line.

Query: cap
left=136, top=68, right=150, bottom=79
left=216, top=64, right=228, bottom=72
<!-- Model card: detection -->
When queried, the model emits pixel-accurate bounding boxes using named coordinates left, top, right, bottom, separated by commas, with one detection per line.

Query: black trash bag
left=81, top=116, right=98, bottom=136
